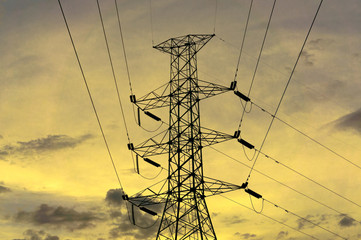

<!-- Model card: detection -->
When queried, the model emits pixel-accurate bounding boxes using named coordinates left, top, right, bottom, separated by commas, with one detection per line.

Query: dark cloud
left=222, top=215, right=247, bottom=225
left=234, top=232, right=258, bottom=239
left=301, top=49, right=315, bottom=66
left=276, top=231, right=288, bottom=239
left=338, top=214, right=357, bottom=227
left=296, top=214, right=323, bottom=230
left=15, top=204, right=102, bottom=231
left=333, top=108, right=361, bottom=134
left=0, top=134, right=93, bottom=158
left=13, top=229, right=59, bottom=240
left=105, top=189, right=158, bottom=240
left=0, top=185, right=11, bottom=193
left=0, top=134, right=3, bottom=139
left=105, top=189, right=124, bottom=207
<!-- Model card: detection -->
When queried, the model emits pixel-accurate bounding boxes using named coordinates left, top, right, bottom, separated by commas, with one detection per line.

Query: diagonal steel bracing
left=127, top=34, right=244, bottom=240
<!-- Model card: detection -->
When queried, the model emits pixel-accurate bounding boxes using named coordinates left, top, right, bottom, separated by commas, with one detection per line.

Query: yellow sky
left=1, top=0, right=361, bottom=239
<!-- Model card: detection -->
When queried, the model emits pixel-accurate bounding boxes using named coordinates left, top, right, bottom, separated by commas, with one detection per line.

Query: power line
left=256, top=149, right=361, bottom=209
left=57, top=0, right=123, bottom=189
left=221, top=195, right=320, bottom=240
left=238, top=0, right=276, bottom=130
left=200, top=63, right=361, bottom=171
left=262, top=198, right=347, bottom=239
left=250, top=100, right=361, bottom=171
left=209, top=146, right=347, bottom=216
left=246, top=0, right=324, bottom=183
left=96, top=0, right=132, bottom=144
left=115, top=0, right=165, bottom=133
left=114, top=0, right=134, bottom=95
left=233, top=0, right=253, bottom=83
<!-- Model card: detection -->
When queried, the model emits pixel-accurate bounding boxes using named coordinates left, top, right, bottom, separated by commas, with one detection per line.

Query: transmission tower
left=125, top=34, right=252, bottom=239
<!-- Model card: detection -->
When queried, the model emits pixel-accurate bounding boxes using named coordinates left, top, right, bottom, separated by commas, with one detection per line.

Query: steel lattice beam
left=128, top=34, right=243, bottom=240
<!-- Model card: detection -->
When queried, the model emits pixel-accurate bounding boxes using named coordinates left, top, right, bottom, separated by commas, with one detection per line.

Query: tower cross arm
left=132, top=82, right=171, bottom=111
left=197, top=79, right=235, bottom=101
left=203, top=176, right=247, bottom=197
left=199, top=126, right=237, bottom=147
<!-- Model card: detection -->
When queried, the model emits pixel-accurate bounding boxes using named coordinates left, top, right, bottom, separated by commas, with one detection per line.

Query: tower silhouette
left=126, top=34, right=246, bottom=239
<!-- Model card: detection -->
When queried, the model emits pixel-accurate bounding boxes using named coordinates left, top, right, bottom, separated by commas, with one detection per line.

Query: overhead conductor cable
left=246, top=0, right=324, bottom=183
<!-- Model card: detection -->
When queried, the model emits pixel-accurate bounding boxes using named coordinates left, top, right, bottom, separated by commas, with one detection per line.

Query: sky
left=0, top=0, right=361, bottom=239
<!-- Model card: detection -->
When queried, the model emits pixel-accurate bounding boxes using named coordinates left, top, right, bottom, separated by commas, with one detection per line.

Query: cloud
left=0, top=134, right=93, bottom=159
left=301, top=49, right=315, bottom=66
left=234, top=232, right=258, bottom=239
left=338, top=214, right=357, bottom=227
left=105, top=189, right=125, bottom=207
left=222, top=215, right=247, bottom=225
left=16, top=229, right=60, bottom=240
left=105, top=189, right=158, bottom=240
left=0, top=185, right=11, bottom=193
left=276, top=231, right=288, bottom=239
left=308, top=38, right=334, bottom=51
left=333, top=108, right=361, bottom=134
left=14, top=204, right=102, bottom=231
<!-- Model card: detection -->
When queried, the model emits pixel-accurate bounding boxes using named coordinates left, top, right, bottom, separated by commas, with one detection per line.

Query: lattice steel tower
left=126, top=34, right=249, bottom=239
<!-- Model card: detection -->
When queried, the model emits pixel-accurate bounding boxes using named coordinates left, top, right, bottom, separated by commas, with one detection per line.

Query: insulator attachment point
left=241, top=182, right=248, bottom=189
left=130, top=95, right=136, bottom=103
left=127, top=143, right=135, bottom=150
left=122, top=194, right=129, bottom=200
left=230, top=81, right=237, bottom=90
left=233, top=130, right=241, bottom=138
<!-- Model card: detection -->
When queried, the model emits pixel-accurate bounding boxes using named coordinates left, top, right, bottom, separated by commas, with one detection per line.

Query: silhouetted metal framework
left=127, top=34, right=245, bottom=240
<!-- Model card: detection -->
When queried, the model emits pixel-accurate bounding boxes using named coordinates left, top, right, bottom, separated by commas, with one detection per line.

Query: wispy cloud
left=308, top=38, right=334, bottom=51
left=223, top=215, right=247, bottom=226
left=0, top=134, right=93, bottom=159
left=234, top=232, right=260, bottom=240
left=301, top=50, right=315, bottom=66
left=276, top=231, right=290, bottom=240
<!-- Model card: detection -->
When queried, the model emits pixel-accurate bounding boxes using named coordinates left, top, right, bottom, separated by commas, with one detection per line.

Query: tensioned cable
left=233, top=0, right=253, bottom=83
left=57, top=0, right=123, bottom=189
left=237, top=0, right=275, bottom=130
left=200, top=66, right=361, bottom=171
left=246, top=0, right=324, bottom=183
left=255, top=149, right=361, bottom=209
left=114, top=0, right=134, bottom=95
left=221, top=195, right=319, bottom=240
left=217, top=34, right=358, bottom=131
left=251, top=101, right=361, bottom=171
left=209, top=146, right=348, bottom=216
left=97, top=0, right=132, bottom=144
left=262, top=198, right=347, bottom=240
left=115, top=0, right=163, bottom=133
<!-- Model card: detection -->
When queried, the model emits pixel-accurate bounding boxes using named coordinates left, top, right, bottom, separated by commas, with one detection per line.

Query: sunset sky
left=1, top=0, right=361, bottom=239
